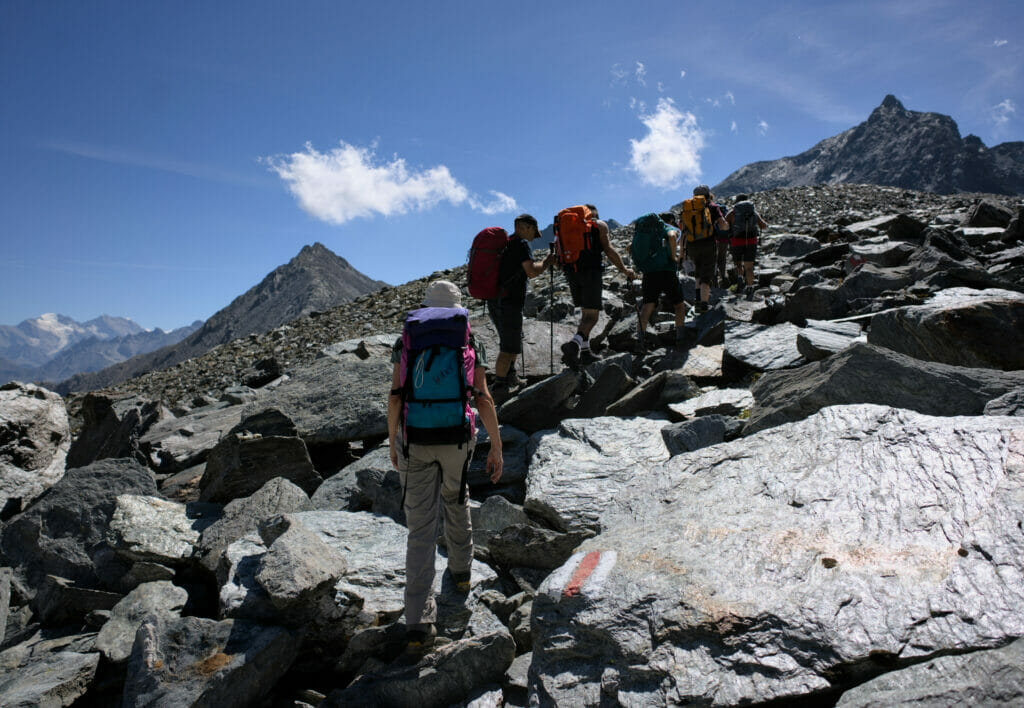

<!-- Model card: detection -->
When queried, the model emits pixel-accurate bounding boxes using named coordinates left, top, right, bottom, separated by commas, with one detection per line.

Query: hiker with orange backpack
left=482, top=214, right=555, bottom=401
left=554, top=204, right=635, bottom=367
left=725, top=193, right=769, bottom=300
left=387, top=280, right=503, bottom=653
left=680, top=185, right=728, bottom=313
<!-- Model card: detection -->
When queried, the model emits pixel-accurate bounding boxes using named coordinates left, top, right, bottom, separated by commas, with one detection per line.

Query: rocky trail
left=1, top=183, right=1023, bottom=706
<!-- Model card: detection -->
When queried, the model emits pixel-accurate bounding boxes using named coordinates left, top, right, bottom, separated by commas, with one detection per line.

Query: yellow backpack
left=680, top=195, right=713, bottom=242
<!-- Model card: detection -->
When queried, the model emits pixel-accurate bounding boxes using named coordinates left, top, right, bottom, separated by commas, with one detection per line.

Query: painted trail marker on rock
left=547, top=550, right=617, bottom=599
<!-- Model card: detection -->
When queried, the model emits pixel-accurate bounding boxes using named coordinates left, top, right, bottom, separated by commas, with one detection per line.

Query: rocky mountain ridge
left=714, top=95, right=1024, bottom=196
left=1, top=182, right=1023, bottom=706
left=56, top=242, right=387, bottom=395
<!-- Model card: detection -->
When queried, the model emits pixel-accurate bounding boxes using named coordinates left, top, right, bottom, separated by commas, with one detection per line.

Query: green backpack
left=631, top=213, right=677, bottom=274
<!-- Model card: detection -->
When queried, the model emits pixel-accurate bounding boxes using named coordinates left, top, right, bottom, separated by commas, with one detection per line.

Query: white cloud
left=657, top=81, right=665, bottom=93
left=758, top=120, right=769, bottom=136
left=730, top=120, right=738, bottom=133
left=991, top=99, right=1016, bottom=127
left=994, top=39, right=1008, bottom=47
left=265, top=141, right=515, bottom=224
left=629, top=97, right=637, bottom=110
left=680, top=70, right=686, bottom=79
left=610, top=63, right=629, bottom=86
left=725, top=91, right=735, bottom=105
left=635, top=61, right=647, bottom=86
left=629, top=98, right=704, bottom=190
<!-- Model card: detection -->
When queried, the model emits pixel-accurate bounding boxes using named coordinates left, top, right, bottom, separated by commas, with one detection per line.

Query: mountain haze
left=0, top=314, right=146, bottom=368
left=57, top=242, right=387, bottom=393
left=714, top=95, right=1024, bottom=197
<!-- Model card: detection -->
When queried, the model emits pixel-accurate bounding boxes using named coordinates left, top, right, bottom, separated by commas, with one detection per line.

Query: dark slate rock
left=836, top=637, right=1024, bottom=707
left=668, top=388, right=754, bottom=419
left=529, top=405, right=1024, bottom=706
left=470, top=496, right=530, bottom=557
left=0, top=382, right=70, bottom=520
left=746, top=342, right=1024, bottom=434
left=770, top=233, right=822, bottom=258
left=0, top=646, right=99, bottom=708
left=139, top=402, right=245, bottom=473
left=525, top=417, right=670, bottom=533
left=722, top=322, right=804, bottom=379
left=66, top=392, right=163, bottom=469
left=0, top=569, right=9, bottom=645
left=229, top=408, right=297, bottom=438
left=1, top=458, right=157, bottom=590
left=867, top=287, right=1024, bottom=370
left=197, top=477, right=313, bottom=573
left=487, top=524, right=595, bottom=571
left=96, top=580, right=188, bottom=663
left=498, top=370, right=578, bottom=433
left=572, top=364, right=634, bottom=418
left=679, top=304, right=726, bottom=348
left=31, top=574, right=122, bottom=625
left=583, top=351, right=637, bottom=381
left=470, top=425, right=530, bottom=489
left=966, top=200, right=1013, bottom=228
left=661, top=415, right=742, bottom=456
left=847, top=237, right=915, bottom=269
left=472, top=318, right=576, bottom=380
left=795, top=241, right=850, bottom=268
left=309, top=446, right=386, bottom=513
left=984, top=388, right=1024, bottom=416
left=322, top=629, right=515, bottom=708
left=199, top=433, right=321, bottom=503
left=242, top=356, right=390, bottom=446
left=122, top=615, right=301, bottom=708
left=606, top=371, right=700, bottom=416
left=847, top=213, right=926, bottom=241
left=797, top=319, right=866, bottom=361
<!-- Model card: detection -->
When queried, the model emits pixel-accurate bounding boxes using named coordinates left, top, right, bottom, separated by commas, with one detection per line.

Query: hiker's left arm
left=387, top=363, right=403, bottom=471
left=598, top=221, right=636, bottom=280
left=757, top=215, right=768, bottom=229
left=472, top=367, right=503, bottom=483
left=669, top=229, right=680, bottom=263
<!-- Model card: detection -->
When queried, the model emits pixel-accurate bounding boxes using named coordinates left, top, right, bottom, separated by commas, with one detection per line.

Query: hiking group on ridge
left=387, top=188, right=766, bottom=653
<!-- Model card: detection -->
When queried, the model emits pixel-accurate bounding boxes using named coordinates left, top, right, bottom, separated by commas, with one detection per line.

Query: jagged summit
left=57, top=242, right=387, bottom=393
left=714, top=95, right=1024, bottom=196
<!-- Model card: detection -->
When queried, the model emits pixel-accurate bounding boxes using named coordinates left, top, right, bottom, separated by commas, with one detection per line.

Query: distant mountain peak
left=713, top=95, right=1024, bottom=196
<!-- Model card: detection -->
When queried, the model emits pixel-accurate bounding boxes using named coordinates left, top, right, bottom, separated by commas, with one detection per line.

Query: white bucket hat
left=422, top=279, right=462, bottom=308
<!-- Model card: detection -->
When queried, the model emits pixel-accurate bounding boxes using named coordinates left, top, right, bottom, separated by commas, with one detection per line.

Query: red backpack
left=467, top=227, right=510, bottom=300
left=554, top=205, right=596, bottom=269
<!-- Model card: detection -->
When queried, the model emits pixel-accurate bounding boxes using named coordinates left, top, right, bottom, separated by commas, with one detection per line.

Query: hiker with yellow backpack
left=554, top=204, right=635, bottom=367
left=679, top=185, right=728, bottom=313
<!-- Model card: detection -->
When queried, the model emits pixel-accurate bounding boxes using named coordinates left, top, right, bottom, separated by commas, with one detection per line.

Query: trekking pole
left=549, top=242, right=555, bottom=376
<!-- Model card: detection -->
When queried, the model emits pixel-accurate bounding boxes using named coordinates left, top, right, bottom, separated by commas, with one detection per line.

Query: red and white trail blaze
left=547, top=550, right=617, bottom=599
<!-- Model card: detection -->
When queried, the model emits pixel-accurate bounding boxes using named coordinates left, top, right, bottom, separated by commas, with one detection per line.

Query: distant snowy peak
left=0, top=313, right=147, bottom=368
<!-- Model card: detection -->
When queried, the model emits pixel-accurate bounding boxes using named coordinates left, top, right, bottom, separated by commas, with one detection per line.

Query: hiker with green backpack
left=631, top=211, right=687, bottom=350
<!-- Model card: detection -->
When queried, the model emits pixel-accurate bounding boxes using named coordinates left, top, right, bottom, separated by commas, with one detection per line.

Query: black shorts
left=687, top=238, right=716, bottom=284
left=731, top=242, right=758, bottom=262
left=486, top=298, right=523, bottom=354
left=564, top=267, right=603, bottom=310
left=641, top=270, right=684, bottom=305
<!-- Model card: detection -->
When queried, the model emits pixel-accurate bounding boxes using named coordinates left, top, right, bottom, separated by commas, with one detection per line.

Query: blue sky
left=2, top=0, right=1021, bottom=330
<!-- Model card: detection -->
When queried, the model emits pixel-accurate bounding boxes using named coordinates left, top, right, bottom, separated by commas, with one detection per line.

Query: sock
left=571, top=333, right=584, bottom=348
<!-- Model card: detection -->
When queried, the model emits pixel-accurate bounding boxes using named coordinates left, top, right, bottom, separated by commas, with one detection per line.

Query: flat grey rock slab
left=0, top=647, right=99, bottom=708
left=524, top=417, right=670, bottom=533
left=723, top=321, right=805, bottom=376
left=797, top=319, right=867, bottom=361
left=747, top=342, right=1024, bottom=435
left=107, top=495, right=207, bottom=566
left=668, top=387, right=754, bottom=418
left=836, top=637, right=1024, bottom=707
left=139, top=402, right=245, bottom=473
left=244, top=357, right=390, bottom=446
left=868, top=287, right=1024, bottom=370
left=529, top=405, right=1024, bottom=706
left=0, top=382, right=70, bottom=515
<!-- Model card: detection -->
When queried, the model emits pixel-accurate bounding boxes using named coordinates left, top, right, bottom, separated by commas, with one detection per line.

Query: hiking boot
left=451, top=570, right=471, bottom=593
left=490, top=382, right=512, bottom=405
left=579, top=349, right=599, bottom=366
left=505, top=369, right=521, bottom=389
left=560, top=340, right=580, bottom=367
left=405, top=624, right=437, bottom=654
left=744, top=285, right=755, bottom=301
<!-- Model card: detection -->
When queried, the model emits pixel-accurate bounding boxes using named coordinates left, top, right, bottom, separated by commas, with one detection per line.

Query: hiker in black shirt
left=487, top=214, right=555, bottom=401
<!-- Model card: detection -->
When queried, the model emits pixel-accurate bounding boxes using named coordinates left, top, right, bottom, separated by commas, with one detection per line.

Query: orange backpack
left=554, top=205, right=596, bottom=269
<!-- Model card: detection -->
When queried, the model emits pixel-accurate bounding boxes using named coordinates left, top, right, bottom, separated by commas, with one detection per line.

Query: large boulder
left=66, top=392, right=164, bottom=469
left=470, top=317, right=576, bottom=380
left=867, top=287, right=1024, bottom=370
left=0, top=639, right=99, bottom=707
left=835, top=637, right=1024, bottom=707
left=498, top=370, right=578, bottom=433
left=722, top=322, right=805, bottom=379
left=0, top=382, right=71, bottom=519
left=96, top=580, right=188, bottom=663
left=122, top=615, right=300, bottom=708
left=606, top=370, right=700, bottom=417
left=796, top=319, right=865, bottom=362
left=1, top=458, right=157, bottom=589
left=197, top=477, right=313, bottom=573
left=746, top=342, right=1024, bottom=435
left=107, top=495, right=213, bottom=567
left=139, top=402, right=245, bottom=473
left=524, top=417, right=670, bottom=533
left=199, top=432, right=321, bottom=503
left=529, top=405, right=1024, bottom=706
left=241, top=357, right=390, bottom=446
